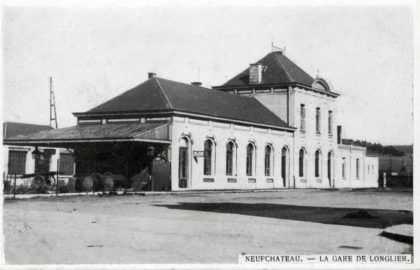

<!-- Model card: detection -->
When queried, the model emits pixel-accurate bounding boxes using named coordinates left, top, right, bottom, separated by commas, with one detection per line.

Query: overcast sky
left=2, top=4, right=413, bottom=145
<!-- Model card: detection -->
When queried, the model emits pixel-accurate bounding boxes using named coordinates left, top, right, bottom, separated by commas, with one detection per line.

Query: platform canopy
left=3, top=121, right=171, bottom=148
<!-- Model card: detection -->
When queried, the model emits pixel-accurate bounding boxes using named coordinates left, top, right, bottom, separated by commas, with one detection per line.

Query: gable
left=217, top=51, right=315, bottom=88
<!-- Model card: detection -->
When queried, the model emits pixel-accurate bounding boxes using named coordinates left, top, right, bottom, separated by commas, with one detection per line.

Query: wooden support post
left=13, top=173, right=17, bottom=199
left=56, top=159, right=60, bottom=196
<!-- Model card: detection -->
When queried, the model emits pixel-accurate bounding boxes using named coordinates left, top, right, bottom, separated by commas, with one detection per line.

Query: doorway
left=178, top=138, right=189, bottom=188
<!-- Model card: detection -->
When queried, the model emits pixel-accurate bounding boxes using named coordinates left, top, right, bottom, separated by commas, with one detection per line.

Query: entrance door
left=151, top=159, right=171, bottom=191
left=281, top=147, right=288, bottom=187
left=178, top=147, right=188, bottom=188
left=327, top=152, right=333, bottom=187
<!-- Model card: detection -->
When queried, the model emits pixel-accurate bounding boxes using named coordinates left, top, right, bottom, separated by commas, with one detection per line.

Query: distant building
left=3, top=122, right=75, bottom=186
left=4, top=50, right=379, bottom=190
left=377, top=145, right=413, bottom=187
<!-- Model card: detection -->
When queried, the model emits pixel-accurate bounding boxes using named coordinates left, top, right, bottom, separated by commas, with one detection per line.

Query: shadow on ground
left=156, top=202, right=412, bottom=229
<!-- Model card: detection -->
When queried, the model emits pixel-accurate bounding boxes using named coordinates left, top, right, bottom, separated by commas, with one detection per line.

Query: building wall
left=335, top=145, right=378, bottom=188
left=245, top=90, right=289, bottom=124
left=170, top=116, right=294, bottom=191
left=3, top=145, right=74, bottom=186
left=291, top=87, right=338, bottom=188
left=229, top=85, right=378, bottom=189
left=365, top=156, right=379, bottom=187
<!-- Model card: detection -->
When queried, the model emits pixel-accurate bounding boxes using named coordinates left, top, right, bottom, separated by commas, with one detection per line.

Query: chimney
left=249, top=64, right=263, bottom=85
left=148, top=72, right=156, bottom=79
left=337, top=125, right=342, bottom=144
left=191, top=82, right=202, bottom=87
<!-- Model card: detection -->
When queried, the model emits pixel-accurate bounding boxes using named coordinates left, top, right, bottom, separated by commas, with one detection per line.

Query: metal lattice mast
left=49, top=76, right=58, bottom=129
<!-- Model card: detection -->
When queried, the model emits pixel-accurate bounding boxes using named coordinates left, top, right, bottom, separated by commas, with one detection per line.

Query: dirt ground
left=3, top=189, right=413, bottom=264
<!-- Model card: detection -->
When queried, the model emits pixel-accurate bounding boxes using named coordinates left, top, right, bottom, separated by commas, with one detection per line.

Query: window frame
left=264, top=145, right=274, bottom=177
left=203, top=139, right=215, bottom=176
left=59, top=153, right=75, bottom=176
left=178, top=136, right=191, bottom=188
left=356, top=158, right=360, bottom=179
left=328, top=110, right=333, bottom=135
left=342, top=157, right=346, bottom=179
left=246, top=143, right=256, bottom=177
left=226, top=141, right=237, bottom=176
left=8, top=150, right=27, bottom=175
left=300, top=104, right=306, bottom=131
left=315, top=150, right=321, bottom=178
left=316, top=107, right=321, bottom=134
left=298, top=148, right=306, bottom=177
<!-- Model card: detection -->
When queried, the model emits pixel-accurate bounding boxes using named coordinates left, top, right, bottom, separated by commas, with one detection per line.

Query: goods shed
left=5, top=120, right=172, bottom=191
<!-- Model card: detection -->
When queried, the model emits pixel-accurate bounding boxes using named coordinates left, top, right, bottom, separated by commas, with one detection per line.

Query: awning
left=3, top=121, right=171, bottom=147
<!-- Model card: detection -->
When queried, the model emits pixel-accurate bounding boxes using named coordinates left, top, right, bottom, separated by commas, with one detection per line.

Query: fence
left=378, top=171, right=413, bottom=188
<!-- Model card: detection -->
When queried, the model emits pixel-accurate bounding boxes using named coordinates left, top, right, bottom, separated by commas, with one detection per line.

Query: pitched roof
left=3, top=122, right=53, bottom=139
left=4, top=122, right=170, bottom=145
left=216, top=51, right=315, bottom=88
left=83, top=77, right=290, bottom=129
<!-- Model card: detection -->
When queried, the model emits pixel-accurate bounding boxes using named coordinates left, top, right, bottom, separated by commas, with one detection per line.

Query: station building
left=4, top=50, right=378, bottom=190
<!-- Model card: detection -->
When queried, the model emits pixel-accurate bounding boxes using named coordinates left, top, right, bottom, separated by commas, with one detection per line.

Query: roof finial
left=316, top=69, right=320, bottom=78
left=271, top=42, right=285, bottom=54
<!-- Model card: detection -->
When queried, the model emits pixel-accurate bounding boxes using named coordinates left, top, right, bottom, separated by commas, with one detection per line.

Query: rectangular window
left=59, top=153, right=74, bottom=175
left=342, top=158, right=346, bottom=179
left=316, top=107, right=321, bottom=133
left=328, top=110, right=333, bottom=135
left=300, top=104, right=306, bottom=131
left=356, top=158, right=360, bottom=179
left=8, top=151, right=27, bottom=175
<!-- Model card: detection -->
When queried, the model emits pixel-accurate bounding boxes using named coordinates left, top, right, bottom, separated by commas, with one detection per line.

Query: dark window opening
left=203, top=140, right=213, bottom=175
left=8, top=151, right=27, bottom=175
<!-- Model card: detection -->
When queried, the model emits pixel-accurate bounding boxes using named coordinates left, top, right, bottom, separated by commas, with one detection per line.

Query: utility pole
left=49, top=76, right=58, bottom=129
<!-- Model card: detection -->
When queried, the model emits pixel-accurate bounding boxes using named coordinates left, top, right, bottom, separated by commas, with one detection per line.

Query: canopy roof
left=3, top=121, right=52, bottom=139
left=3, top=121, right=170, bottom=147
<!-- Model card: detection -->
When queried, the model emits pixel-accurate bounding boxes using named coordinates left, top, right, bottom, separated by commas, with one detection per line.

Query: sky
left=2, top=3, right=414, bottom=145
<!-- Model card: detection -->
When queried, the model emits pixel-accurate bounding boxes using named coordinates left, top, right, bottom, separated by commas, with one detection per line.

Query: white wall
left=290, top=88, right=338, bottom=188
left=3, top=145, right=74, bottom=186
left=335, top=145, right=378, bottom=188
left=170, top=116, right=294, bottom=191
left=232, top=85, right=379, bottom=189
left=365, top=156, right=379, bottom=187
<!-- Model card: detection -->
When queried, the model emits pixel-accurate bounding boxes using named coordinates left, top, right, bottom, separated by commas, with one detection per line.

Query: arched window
left=203, top=139, right=213, bottom=175
left=356, top=158, right=360, bottom=179
left=315, top=150, right=321, bottom=178
left=226, top=141, right=236, bottom=176
left=264, top=145, right=273, bottom=176
left=246, top=143, right=255, bottom=176
left=327, top=151, right=333, bottom=186
left=342, top=158, right=346, bottom=179
left=281, top=147, right=289, bottom=187
left=299, top=148, right=305, bottom=177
